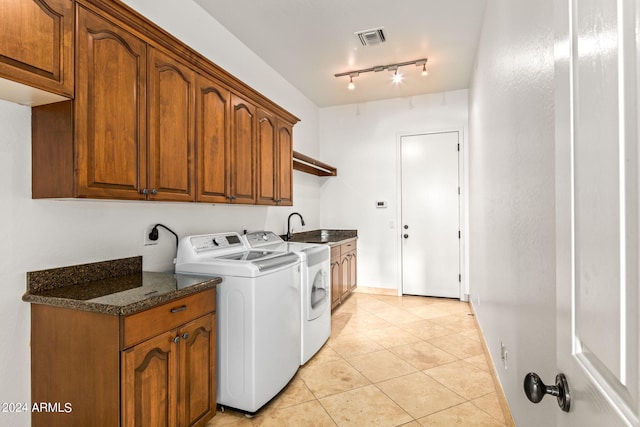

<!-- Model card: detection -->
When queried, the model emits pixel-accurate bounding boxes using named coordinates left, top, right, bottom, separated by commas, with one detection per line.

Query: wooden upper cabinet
left=196, top=74, right=231, bottom=203
left=230, top=94, right=257, bottom=204
left=257, top=109, right=277, bottom=205
left=0, top=0, right=73, bottom=97
left=30, top=0, right=299, bottom=204
left=148, top=48, right=196, bottom=202
left=277, top=121, right=294, bottom=206
left=75, top=6, right=147, bottom=199
left=256, top=110, right=294, bottom=206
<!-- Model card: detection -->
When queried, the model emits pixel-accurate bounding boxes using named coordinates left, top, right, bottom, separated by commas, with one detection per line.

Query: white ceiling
left=194, top=0, right=487, bottom=107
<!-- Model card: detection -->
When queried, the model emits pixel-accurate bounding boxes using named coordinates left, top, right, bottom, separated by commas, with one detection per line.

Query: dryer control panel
left=244, top=231, right=284, bottom=247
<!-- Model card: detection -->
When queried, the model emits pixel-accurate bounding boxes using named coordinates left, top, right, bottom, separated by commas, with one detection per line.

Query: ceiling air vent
left=355, top=27, right=386, bottom=47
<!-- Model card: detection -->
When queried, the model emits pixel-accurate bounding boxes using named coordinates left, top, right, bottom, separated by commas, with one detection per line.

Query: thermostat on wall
left=375, top=200, right=388, bottom=208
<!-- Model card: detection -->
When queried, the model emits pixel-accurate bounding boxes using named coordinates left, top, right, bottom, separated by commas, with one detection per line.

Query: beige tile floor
left=206, top=290, right=512, bottom=427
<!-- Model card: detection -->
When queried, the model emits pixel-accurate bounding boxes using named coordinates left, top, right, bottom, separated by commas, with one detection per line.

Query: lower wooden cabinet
left=330, top=240, right=357, bottom=310
left=122, top=314, right=215, bottom=427
left=30, top=288, right=217, bottom=427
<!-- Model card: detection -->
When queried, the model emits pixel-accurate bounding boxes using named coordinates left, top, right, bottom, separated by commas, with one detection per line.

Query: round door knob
left=523, top=372, right=571, bottom=412
left=151, top=189, right=157, bottom=195
left=141, top=188, right=149, bottom=195
left=172, top=336, right=181, bottom=344
left=181, top=333, right=189, bottom=340
left=403, top=234, right=409, bottom=239
left=404, top=225, right=409, bottom=230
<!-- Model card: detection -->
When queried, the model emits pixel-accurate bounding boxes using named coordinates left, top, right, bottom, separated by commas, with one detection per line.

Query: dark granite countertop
left=22, top=256, right=221, bottom=316
left=286, top=229, right=357, bottom=247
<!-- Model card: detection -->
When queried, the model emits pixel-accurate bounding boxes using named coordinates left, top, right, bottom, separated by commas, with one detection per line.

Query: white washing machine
left=244, top=231, right=331, bottom=365
left=175, top=232, right=301, bottom=414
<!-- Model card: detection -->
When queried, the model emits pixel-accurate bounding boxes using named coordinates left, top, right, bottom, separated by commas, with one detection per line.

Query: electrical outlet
left=500, top=341, right=508, bottom=370
left=144, top=227, right=158, bottom=246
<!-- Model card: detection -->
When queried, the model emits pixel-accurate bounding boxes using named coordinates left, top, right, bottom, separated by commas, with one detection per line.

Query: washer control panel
left=190, top=233, right=243, bottom=252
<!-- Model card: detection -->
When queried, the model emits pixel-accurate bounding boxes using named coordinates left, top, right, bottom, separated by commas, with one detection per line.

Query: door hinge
left=458, top=230, right=461, bottom=239
left=458, top=274, right=461, bottom=282
left=457, top=143, right=460, bottom=151
left=458, top=186, right=460, bottom=195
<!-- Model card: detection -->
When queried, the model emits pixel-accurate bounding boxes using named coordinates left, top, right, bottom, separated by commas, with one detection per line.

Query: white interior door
left=400, top=131, right=460, bottom=298
left=553, top=0, right=639, bottom=424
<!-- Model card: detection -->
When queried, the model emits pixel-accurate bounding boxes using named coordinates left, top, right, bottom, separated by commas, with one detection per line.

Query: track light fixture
left=335, top=58, right=428, bottom=90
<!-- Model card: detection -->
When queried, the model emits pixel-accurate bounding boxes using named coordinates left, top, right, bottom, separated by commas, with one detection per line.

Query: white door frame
left=395, top=128, right=468, bottom=300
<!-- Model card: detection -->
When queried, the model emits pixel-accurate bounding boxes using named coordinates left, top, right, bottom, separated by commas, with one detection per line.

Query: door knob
left=403, top=234, right=409, bottom=239
left=523, top=372, right=571, bottom=412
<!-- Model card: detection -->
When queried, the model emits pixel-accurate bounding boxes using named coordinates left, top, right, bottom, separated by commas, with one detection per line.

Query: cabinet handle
left=141, top=188, right=149, bottom=195
left=170, top=305, right=187, bottom=313
left=151, top=188, right=157, bottom=195
left=181, top=333, right=189, bottom=340
left=172, top=336, right=181, bottom=343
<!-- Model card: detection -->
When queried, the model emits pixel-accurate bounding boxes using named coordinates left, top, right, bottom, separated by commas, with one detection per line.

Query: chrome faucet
left=287, top=212, right=305, bottom=241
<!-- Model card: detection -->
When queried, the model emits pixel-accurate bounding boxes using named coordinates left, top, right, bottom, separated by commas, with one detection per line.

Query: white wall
left=318, top=90, right=468, bottom=290
left=468, top=0, right=557, bottom=425
left=0, top=1, right=320, bottom=424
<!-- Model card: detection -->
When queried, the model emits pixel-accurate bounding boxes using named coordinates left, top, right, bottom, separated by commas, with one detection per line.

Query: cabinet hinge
left=458, top=230, right=461, bottom=239
left=458, top=187, right=460, bottom=195
left=457, top=143, right=460, bottom=151
left=458, top=274, right=461, bottom=282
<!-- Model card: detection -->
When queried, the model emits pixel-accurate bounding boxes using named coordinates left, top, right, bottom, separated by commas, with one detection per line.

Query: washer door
left=308, top=269, right=329, bottom=320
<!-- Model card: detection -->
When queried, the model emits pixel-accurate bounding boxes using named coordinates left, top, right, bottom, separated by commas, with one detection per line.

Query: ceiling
left=194, top=0, right=487, bottom=108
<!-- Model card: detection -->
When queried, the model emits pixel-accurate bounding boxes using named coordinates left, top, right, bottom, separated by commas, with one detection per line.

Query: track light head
left=392, top=69, right=403, bottom=84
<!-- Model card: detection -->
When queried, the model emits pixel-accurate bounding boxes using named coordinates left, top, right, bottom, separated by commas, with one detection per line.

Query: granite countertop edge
left=22, top=256, right=222, bottom=316
left=286, top=229, right=358, bottom=247
left=22, top=277, right=221, bottom=316
left=324, top=236, right=358, bottom=247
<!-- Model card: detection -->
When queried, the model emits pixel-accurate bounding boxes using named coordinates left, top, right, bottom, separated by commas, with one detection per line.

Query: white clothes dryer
left=175, top=232, right=301, bottom=414
left=244, top=231, right=331, bottom=365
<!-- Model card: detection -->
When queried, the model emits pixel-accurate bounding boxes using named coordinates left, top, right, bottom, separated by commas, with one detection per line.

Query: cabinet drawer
left=342, top=241, right=356, bottom=251
left=122, top=288, right=216, bottom=348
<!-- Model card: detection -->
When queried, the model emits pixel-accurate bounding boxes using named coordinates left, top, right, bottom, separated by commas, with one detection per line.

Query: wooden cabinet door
left=257, top=109, right=277, bottom=205
left=76, top=6, right=147, bottom=199
left=122, top=329, right=179, bottom=427
left=276, top=121, right=294, bottom=205
left=340, top=255, right=350, bottom=299
left=348, top=251, right=357, bottom=292
left=148, top=48, right=196, bottom=202
left=0, top=0, right=73, bottom=96
left=331, top=259, right=341, bottom=308
left=178, top=314, right=216, bottom=427
left=196, top=74, right=231, bottom=203
left=230, top=94, right=257, bottom=204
